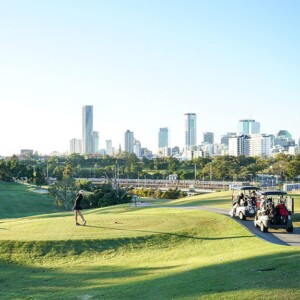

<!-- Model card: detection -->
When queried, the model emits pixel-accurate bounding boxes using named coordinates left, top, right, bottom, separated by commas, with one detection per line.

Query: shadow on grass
left=1, top=251, right=299, bottom=299
left=292, top=213, right=300, bottom=222
left=0, top=228, right=254, bottom=258
left=84, top=224, right=253, bottom=241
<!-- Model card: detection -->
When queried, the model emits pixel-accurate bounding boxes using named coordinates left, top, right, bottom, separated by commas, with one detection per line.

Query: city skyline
left=0, top=1, right=299, bottom=156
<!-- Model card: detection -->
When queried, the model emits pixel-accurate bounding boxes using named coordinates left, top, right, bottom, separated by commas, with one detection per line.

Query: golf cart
left=229, top=186, right=260, bottom=220
left=254, top=190, right=294, bottom=233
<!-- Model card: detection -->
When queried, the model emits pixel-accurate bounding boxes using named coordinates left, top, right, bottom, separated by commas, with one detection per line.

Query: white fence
left=283, top=183, right=300, bottom=192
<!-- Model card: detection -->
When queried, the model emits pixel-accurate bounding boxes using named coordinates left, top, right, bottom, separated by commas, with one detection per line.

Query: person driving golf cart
left=232, top=192, right=244, bottom=214
left=250, top=190, right=257, bottom=206
left=229, top=186, right=259, bottom=219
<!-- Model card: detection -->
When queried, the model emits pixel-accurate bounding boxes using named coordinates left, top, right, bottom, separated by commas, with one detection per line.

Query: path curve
left=180, top=205, right=300, bottom=247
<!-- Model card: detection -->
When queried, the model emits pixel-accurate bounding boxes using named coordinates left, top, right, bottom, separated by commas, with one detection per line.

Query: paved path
left=180, top=205, right=300, bottom=247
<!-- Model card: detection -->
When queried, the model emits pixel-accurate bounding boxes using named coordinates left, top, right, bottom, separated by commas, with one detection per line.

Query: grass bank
left=1, top=182, right=300, bottom=299
left=1, top=205, right=300, bottom=299
left=0, top=181, right=63, bottom=218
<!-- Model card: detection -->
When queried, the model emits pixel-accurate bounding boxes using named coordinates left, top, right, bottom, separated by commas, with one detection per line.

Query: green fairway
left=1, top=183, right=300, bottom=299
left=0, top=182, right=63, bottom=218
left=163, top=191, right=233, bottom=209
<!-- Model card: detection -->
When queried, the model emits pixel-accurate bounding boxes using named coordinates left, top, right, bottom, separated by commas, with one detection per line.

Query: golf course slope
left=1, top=182, right=300, bottom=299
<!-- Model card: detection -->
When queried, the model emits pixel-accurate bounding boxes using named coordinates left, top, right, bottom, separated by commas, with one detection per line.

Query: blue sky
left=0, top=0, right=299, bottom=156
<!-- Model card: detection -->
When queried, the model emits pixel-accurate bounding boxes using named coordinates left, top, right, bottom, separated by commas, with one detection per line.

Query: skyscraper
left=70, top=138, right=82, bottom=154
left=124, top=130, right=134, bottom=153
left=203, top=132, right=214, bottom=144
left=228, top=135, right=250, bottom=156
left=158, top=127, right=169, bottom=148
left=250, top=134, right=272, bottom=157
left=92, top=131, right=99, bottom=154
left=82, top=105, right=93, bottom=154
left=238, top=119, right=260, bottom=135
left=133, top=140, right=141, bottom=157
left=106, top=140, right=114, bottom=156
left=221, top=132, right=236, bottom=146
left=185, top=113, right=197, bottom=149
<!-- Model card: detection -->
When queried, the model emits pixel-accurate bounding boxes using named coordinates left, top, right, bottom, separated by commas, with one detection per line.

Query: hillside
left=0, top=183, right=300, bottom=299
left=0, top=182, right=63, bottom=218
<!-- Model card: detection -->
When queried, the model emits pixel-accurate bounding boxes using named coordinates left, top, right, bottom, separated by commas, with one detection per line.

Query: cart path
left=148, top=203, right=300, bottom=247
left=188, top=206, right=300, bottom=247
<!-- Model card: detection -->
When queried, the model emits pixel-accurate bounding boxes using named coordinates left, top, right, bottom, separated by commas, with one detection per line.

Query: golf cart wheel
left=239, top=211, right=245, bottom=220
left=286, top=226, right=293, bottom=233
left=260, top=222, right=268, bottom=233
left=254, top=216, right=258, bottom=227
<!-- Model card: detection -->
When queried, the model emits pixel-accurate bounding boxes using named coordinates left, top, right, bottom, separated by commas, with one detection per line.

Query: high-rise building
left=92, top=131, right=99, bottom=154
left=82, top=105, right=93, bottom=154
left=229, top=134, right=272, bottom=157
left=250, top=134, right=272, bottom=157
left=106, top=140, right=114, bottom=156
left=70, top=138, right=82, bottom=154
left=185, top=113, right=197, bottom=150
left=229, top=135, right=250, bottom=156
left=124, top=130, right=134, bottom=153
left=274, top=130, right=295, bottom=150
left=133, top=140, right=141, bottom=157
left=238, top=119, right=260, bottom=135
left=221, top=132, right=236, bottom=146
left=203, top=132, right=214, bottom=144
left=158, top=127, right=169, bottom=148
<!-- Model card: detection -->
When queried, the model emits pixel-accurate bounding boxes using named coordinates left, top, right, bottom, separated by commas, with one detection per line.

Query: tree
left=0, top=160, right=8, bottom=181
left=76, top=179, right=93, bottom=191
left=104, top=165, right=132, bottom=202
left=53, top=166, right=64, bottom=180
left=35, top=166, right=46, bottom=187
left=6, top=155, right=20, bottom=179
left=63, top=163, right=73, bottom=177
left=87, top=184, right=132, bottom=208
left=283, top=160, right=300, bottom=180
left=48, top=176, right=77, bottom=211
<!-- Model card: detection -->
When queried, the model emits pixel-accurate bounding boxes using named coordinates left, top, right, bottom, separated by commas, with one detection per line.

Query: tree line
left=1, top=152, right=299, bottom=211
left=1, top=152, right=300, bottom=183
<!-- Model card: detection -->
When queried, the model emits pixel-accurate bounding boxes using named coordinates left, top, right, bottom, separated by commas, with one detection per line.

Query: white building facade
left=229, top=134, right=271, bottom=157
left=106, top=140, right=114, bottom=156
left=249, top=134, right=272, bottom=157
left=70, top=138, right=82, bottom=154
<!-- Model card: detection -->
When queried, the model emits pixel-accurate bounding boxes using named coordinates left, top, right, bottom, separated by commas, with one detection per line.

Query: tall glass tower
left=238, top=119, right=260, bottom=135
left=82, top=105, right=93, bottom=154
left=158, top=127, right=169, bottom=148
left=124, top=130, right=134, bottom=153
left=185, top=113, right=197, bottom=149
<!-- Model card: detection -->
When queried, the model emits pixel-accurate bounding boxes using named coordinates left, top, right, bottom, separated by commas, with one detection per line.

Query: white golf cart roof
left=259, top=190, right=287, bottom=196
left=231, top=186, right=260, bottom=191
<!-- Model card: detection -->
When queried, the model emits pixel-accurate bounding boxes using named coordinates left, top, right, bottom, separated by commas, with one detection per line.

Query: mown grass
left=1, top=182, right=300, bottom=299
left=163, top=191, right=233, bottom=209
left=0, top=181, right=63, bottom=218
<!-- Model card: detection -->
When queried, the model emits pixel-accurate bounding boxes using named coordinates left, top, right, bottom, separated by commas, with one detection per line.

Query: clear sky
left=0, top=0, right=299, bottom=156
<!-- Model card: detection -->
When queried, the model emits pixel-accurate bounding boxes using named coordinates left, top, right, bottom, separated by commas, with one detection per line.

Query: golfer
left=73, top=190, right=87, bottom=226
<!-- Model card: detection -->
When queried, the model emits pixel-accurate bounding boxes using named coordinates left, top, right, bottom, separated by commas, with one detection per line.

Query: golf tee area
left=0, top=182, right=300, bottom=299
